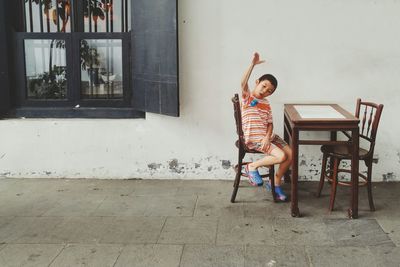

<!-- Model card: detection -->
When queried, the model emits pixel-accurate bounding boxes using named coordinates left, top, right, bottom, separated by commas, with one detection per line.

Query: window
left=0, top=0, right=179, bottom=118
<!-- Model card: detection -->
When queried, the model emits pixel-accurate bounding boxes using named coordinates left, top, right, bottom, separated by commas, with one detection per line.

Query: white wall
left=1, top=0, right=399, bottom=181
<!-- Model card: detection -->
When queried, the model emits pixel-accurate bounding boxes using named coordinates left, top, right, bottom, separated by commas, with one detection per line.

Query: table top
left=284, top=104, right=359, bottom=125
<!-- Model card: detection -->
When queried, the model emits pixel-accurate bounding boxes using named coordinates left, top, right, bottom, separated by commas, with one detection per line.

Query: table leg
left=348, top=128, right=359, bottom=219
left=283, top=119, right=291, bottom=184
left=329, top=131, right=337, bottom=173
left=291, top=127, right=300, bottom=217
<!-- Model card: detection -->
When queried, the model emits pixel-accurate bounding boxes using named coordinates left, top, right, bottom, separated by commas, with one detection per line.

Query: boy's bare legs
left=275, top=145, right=293, bottom=185
left=248, top=147, right=286, bottom=185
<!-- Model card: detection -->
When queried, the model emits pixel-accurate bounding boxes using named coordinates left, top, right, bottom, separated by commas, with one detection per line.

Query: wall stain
left=383, top=172, right=396, bottom=182
left=169, top=159, right=184, bottom=173
left=169, top=159, right=178, bottom=169
left=148, top=163, right=161, bottom=170
left=221, top=160, right=231, bottom=169
left=195, top=163, right=201, bottom=169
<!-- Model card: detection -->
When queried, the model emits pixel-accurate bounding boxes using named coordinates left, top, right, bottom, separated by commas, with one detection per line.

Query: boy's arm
left=241, top=52, right=265, bottom=98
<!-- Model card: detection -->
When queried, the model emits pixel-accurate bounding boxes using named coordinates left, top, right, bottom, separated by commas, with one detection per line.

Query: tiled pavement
left=0, top=178, right=399, bottom=266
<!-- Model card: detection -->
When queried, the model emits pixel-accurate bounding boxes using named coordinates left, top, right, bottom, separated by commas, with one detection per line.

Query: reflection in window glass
left=83, top=0, right=130, bottom=32
left=25, top=39, right=67, bottom=99
left=24, top=0, right=71, bottom=32
left=80, top=39, right=123, bottom=99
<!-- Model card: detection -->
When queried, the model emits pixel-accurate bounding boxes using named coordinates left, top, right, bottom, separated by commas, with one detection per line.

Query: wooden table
left=283, top=104, right=360, bottom=218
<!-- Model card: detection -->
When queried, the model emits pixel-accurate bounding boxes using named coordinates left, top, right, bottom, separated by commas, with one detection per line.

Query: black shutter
left=0, top=0, right=10, bottom=116
left=131, top=0, right=179, bottom=117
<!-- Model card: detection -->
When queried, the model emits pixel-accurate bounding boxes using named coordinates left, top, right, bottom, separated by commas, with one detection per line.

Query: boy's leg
left=275, top=145, right=293, bottom=185
left=248, top=147, right=286, bottom=174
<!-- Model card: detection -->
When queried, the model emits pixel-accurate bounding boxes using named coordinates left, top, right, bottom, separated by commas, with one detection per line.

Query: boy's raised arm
left=240, top=52, right=265, bottom=98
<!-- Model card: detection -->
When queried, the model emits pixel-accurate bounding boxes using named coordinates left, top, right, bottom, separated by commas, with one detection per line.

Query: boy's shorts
left=247, top=134, right=288, bottom=154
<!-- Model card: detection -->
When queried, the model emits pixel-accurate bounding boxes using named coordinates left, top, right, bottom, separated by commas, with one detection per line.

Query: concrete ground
left=0, top=178, right=398, bottom=267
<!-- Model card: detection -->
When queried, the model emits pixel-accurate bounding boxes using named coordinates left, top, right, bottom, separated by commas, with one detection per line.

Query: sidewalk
left=0, top=178, right=398, bottom=266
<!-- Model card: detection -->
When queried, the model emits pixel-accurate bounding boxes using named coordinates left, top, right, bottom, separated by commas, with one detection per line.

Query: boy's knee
left=278, top=153, right=287, bottom=163
left=286, top=149, right=293, bottom=162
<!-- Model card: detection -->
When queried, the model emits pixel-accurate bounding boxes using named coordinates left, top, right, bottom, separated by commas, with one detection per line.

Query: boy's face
left=253, top=79, right=276, bottom=99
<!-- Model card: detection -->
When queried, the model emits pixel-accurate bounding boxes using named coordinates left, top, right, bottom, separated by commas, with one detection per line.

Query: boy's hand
left=252, top=52, right=266, bottom=66
left=260, top=136, right=271, bottom=151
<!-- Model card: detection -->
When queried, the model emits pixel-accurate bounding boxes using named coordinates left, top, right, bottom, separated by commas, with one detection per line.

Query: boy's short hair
left=259, top=74, right=278, bottom=89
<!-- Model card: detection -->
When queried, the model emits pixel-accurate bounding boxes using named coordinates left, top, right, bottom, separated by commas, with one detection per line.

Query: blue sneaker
left=275, top=186, right=287, bottom=201
left=245, top=164, right=263, bottom=186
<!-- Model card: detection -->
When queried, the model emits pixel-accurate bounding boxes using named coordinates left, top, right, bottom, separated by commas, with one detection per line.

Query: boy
left=241, top=52, right=292, bottom=201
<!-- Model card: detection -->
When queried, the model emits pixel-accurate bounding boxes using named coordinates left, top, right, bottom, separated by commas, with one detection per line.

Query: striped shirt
left=241, top=94, right=273, bottom=147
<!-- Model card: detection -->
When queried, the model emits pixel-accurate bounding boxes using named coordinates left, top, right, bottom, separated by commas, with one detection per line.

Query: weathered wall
left=1, top=0, right=399, bottom=180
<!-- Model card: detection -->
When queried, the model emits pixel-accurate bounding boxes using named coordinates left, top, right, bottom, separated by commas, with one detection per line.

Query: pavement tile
left=376, top=218, right=400, bottom=246
left=0, top=194, right=57, bottom=217
left=324, top=218, right=394, bottom=247
left=368, top=244, right=400, bottom=267
left=181, top=244, right=245, bottom=267
left=245, top=245, right=309, bottom=267
left=41, top=195, right=106, bottom=217
left=0, top=244, right=64, bottom=267
left=100, top=216, right=166, bottom=244
left=93, top=195, right=197, bottom=216
left=177, top=180, right=231, bottom=197
left=158, top=217, right=218, bottom=244
left=44, top=217, right=114, bottom=244
left=114, top=244, right=183, bottom=267
left=50, top=244, right=122, bottom=267
left=194, top=196, right=244, bottom=217
left=1, top=217, right=64, bottom=244
left=217, top=217, right=274, bottom=245
left=306, top=246, right=378, bottom=267
left=273, top=218, right=334, bottom=246
left=131, top=180, right=182, bottom=196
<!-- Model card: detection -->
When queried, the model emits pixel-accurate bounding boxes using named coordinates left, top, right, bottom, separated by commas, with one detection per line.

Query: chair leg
left=329, top=158, right=339, bottom=212
left=269, top=165, right=276, bottom=202
left=366, top=160, right=376, bottom=211
left=316, top=153, right=328, bottom=197
left=231, top=149, right=245, bottom=203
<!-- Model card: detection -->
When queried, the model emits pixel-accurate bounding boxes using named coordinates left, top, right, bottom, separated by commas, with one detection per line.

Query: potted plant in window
left=27, top=39, right=67, bottom=99
left=80, top=39, right=102, bottom=86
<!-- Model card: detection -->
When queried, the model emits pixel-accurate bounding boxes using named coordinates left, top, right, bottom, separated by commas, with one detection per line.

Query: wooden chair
left=231, top=93, right=276, bottom=203
left=316, top=99, right=384, bottom=211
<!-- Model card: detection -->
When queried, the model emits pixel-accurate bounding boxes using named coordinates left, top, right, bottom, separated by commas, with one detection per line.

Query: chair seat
left=235, top=140, right=263, bottom=154
left=320, top=144, right=369, bottom=160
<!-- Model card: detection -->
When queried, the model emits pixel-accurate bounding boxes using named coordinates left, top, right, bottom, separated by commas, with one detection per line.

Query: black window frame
left=15, top=32, right=131, bottom=108
left=1, top=0, right=179, bottom=119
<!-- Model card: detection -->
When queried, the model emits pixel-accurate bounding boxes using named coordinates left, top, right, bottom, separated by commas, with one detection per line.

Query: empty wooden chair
left=231, top=93, right=276, bottom=203
left=317, top=98, right=384, bottom=211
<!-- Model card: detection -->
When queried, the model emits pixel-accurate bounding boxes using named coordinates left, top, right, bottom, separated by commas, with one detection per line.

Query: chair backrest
left=355, top=98, right=384, bottom=155
left=232, top=94, right=246, bottom=146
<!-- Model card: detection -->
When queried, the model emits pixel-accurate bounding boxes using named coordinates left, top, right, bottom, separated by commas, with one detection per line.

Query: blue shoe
left=275, top=186, right=287, bottom=201
left=245, top=165, right=263, bottom=186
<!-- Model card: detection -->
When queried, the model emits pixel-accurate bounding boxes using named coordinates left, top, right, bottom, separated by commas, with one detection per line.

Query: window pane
left=80, top=39, right=123, bottom=99
left=24, top=0, right=71, bottom=32
left=25, top=39, right=67, bottom=99
left=83, top=0, right=130, bottom=32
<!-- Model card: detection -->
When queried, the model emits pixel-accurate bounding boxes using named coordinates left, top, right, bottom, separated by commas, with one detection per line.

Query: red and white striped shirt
left=241, top=94, right=273, bottom=147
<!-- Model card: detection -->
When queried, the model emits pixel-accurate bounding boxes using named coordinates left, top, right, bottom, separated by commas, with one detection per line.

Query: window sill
left=4, top=107, right=145, bottom=119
